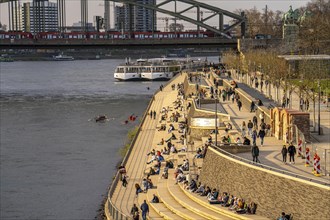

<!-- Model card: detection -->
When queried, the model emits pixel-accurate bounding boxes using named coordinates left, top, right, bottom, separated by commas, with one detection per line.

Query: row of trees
left=223, top=49, right=329, bottom=129
left=223, top=49, right=329, bottom=98
left=232, top=0, right=330, bottom=54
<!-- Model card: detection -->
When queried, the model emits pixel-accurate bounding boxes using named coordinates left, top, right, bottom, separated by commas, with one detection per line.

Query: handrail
left=212, top=144, right=330, bottom=186
left=107, top=88, right=155, bottom=220
left=106, top=72, right=189, bottom=220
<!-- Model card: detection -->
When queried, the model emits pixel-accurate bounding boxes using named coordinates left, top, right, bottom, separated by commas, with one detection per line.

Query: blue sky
left=0, top=0, right=310, bottom=28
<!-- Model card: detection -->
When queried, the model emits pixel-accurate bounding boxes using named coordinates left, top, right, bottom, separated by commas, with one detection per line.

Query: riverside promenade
left=105, top=71, right=330, bottom=220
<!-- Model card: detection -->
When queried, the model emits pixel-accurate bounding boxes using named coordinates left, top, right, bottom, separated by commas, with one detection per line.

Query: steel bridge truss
left=110, top=0, right=246, bottom=38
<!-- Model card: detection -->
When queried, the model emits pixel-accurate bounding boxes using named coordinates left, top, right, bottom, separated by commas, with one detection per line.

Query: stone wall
left=291, top=113, right=310, bottom=143
left=199, top=147, right=330, bottom=220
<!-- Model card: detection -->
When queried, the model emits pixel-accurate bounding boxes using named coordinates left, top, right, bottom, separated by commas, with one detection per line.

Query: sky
left=0, top=0, right=311, bottom=29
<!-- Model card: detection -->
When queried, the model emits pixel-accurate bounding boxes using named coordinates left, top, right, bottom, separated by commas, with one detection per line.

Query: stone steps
left=146, top=187, right=184, bottom=220
left=178, top=183, right=268, bottom=220
left=157, top=177, right=205, bottom=219
left=167, top=180, right=233, bottom=220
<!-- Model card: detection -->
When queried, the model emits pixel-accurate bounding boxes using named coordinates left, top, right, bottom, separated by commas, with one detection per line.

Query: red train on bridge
left=0, top=30, right=216, bottom=40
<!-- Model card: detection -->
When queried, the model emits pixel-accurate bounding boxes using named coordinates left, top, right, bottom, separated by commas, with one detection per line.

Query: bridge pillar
left=240, top=11, right=246, bottom=38
left=219, top=13, right=223, bottom=32
left=197, top=6, right=200, bottom=35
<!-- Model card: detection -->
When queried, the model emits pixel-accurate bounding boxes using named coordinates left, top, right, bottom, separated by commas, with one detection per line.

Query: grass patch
left=119, top=126, right=139, bottom=157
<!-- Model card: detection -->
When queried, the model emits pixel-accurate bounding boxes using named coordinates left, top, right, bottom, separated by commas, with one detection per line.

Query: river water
left=0, top=60, right=162, bottom=220
left=0, top=57, right=218, bottom=219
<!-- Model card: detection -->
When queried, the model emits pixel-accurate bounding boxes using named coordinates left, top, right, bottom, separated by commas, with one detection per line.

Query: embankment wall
left=199, top=147, right=330, bottom=220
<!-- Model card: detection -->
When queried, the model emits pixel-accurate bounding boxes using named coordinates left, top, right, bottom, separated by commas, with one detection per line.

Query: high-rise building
left=21, top=0, right=58, bottom=33
left=114, top=0, right=156, bottom=32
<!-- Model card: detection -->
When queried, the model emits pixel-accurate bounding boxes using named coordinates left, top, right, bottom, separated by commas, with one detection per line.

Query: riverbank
left=0, top=48, right=221, bottom=61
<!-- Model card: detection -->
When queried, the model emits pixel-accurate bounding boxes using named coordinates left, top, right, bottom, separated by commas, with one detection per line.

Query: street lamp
left=215, top=92, right=218, bottom=146
left=318, top=79, right=321, bottom=135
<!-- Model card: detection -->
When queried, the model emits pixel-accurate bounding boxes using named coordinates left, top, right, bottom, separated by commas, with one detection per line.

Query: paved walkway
left=204, top=72, right=330, bottom=184
left=108, top=71, right=329, bottom=220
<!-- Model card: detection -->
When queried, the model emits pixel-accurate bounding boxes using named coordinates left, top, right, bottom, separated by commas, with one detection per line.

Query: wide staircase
left=137, top=74, right=267, bottom=220
left=108, top=73, right=269, bottom=220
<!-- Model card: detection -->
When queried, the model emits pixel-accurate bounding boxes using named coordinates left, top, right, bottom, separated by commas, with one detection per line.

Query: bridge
left=0, top=37, right=238, bottom=49
left=0, top=0, right=245, bottom=49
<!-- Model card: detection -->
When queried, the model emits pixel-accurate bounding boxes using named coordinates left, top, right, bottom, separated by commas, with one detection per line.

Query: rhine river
left=0, top=57, right=217, bottom=219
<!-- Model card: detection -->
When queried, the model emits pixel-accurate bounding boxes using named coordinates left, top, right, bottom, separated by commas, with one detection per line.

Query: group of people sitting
left=194, top=145, right=207, bottom=158
left=174, top=159, right=190, bottom=184
left=189, top=183, right=257, bottom=215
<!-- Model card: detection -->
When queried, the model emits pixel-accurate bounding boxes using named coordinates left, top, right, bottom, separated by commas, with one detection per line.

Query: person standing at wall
left=288, top=143, right=296, bottom=164
left=281, top=145, right=288, bottom=164
left=251, top=144, right=260, bottom=163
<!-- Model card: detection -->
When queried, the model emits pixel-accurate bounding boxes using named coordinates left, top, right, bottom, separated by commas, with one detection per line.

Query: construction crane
left=185, top=10, right=214, bottom=21
left=157, top=17, right=181, bottom=32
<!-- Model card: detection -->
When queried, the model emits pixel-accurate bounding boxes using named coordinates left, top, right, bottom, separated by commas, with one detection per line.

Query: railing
left=212, top=144, right=330, bottom=186
left=106, top=71, right=189, bottom=220
left=107, top=92, right=154, bottom=220
left=229, top=69, right=329, bottom=178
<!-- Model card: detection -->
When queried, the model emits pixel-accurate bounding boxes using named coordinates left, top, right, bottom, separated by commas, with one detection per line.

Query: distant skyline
left=0, top=0, right=311, bottom=29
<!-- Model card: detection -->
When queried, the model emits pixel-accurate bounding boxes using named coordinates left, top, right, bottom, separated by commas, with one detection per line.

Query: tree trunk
left=313, top=98, right=316, bottom=132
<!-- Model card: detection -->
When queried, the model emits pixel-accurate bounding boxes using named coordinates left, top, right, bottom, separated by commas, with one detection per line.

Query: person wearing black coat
left=281, top=145, right=288, bottom=164
left=251, top=144, right=260, bottom=163
left=258, top=129, right=266, bottom=146
left=288, top=143, right=296, bottom=164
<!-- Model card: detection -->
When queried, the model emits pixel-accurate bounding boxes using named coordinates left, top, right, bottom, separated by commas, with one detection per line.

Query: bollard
left=298, top=139, right=303, bottom=157
left=314, top=154, right=322, bottom=177
left=305, top=148, right=311, bottom=167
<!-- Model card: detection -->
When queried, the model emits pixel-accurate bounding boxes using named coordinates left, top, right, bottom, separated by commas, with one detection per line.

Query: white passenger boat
left=114, top=57, right=207, bottom=81
left=114, top=58, right=146, bottom=81
left=53, top=54, right=74, bottom=61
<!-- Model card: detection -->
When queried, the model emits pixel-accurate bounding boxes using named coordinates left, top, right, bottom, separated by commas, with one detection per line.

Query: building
left=114, top=0, right=156, bottom=32
left=21, top=0, right=58, bottom=33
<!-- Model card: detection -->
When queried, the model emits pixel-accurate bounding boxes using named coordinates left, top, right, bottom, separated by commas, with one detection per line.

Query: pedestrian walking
left=253, top=115, right=258, bottom=129
left=237, top=99, right=242, bottom=111
left=258, top=129, right=266, bottom=146
left=150, top=110, right=153, bottom=119
left=252, top=129, right=258, bottom=145
left=288, top=143, right=296, bottom=164
left=281, top=145, right=288, bottom=164
left=140, top=200, right=149, bottom=220
left=241, top=121, right=247, bottom=137
left=122, top=175, right=128, bottom=187
left=247, top=120, right=254, bottom=136
left=251, top=144, right=260, bottom=163
left=131, top=204, right=139, bottom=220
left=250, top=101, right=255, bottom=112
left=153, top=110, right=156, bottom=119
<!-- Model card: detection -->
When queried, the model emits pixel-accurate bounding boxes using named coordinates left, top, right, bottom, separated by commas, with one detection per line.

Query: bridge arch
left=110, top=0, right=246, bottom=38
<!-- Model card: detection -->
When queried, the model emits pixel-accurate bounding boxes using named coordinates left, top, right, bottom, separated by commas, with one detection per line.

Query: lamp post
left=215, top=93, right=218, bottom=146
left=318, top=79, right=321, bottom=135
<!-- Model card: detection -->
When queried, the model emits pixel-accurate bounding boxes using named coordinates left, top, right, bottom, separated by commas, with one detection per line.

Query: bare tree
left=298, top=0, right=330, bottom=54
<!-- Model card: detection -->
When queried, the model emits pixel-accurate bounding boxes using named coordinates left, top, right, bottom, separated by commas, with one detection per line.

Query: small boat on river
left=53, top=54, right=74, bottom=61
left=95, top=115, right=108, bottom=122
